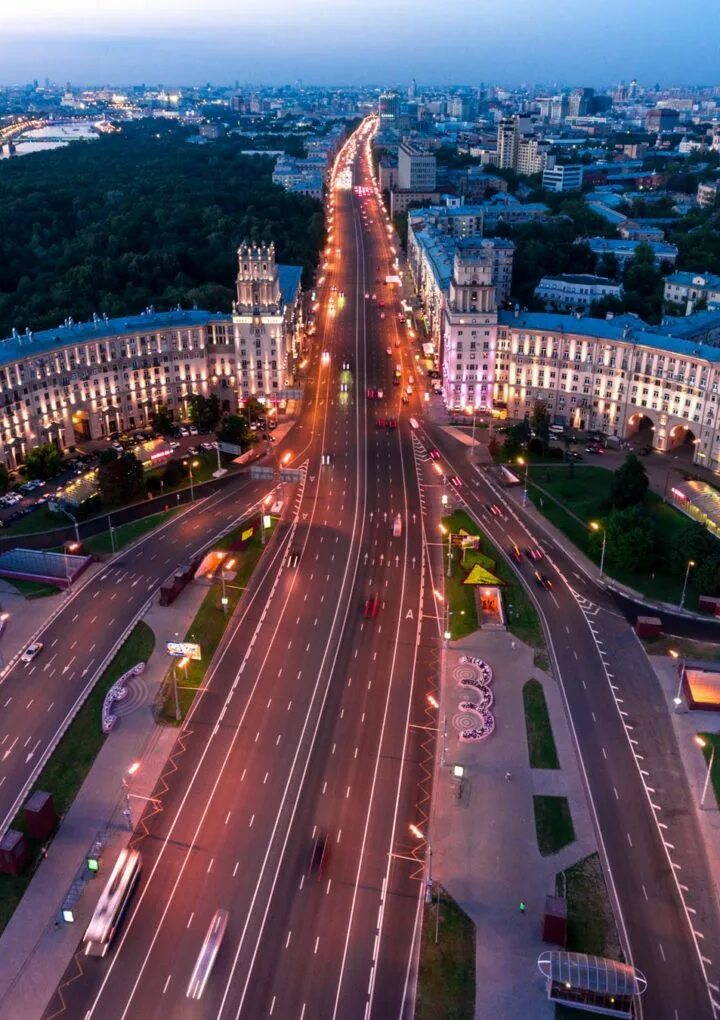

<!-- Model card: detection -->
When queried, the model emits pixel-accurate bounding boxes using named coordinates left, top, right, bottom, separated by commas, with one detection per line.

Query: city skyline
left=1, top=0, right=719, bottom=87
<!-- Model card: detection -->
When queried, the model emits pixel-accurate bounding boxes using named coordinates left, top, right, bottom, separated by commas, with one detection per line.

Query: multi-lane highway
left=412, top=416, right=720, bottom=1018
left=44, top=119, right=439, bottom=1020
left=29, top=112, right=720, bottom=1020
left=0, top=473, right=275, bottom=838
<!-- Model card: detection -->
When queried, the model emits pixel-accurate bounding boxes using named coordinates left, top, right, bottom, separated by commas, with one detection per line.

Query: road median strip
left=156, top=517, right=277, bottom=724
left=415, top=883, right=475, bottom=1020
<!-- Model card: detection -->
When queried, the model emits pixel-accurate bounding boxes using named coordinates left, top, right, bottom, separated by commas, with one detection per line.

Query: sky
left=1, top=0, right=718, bottom=87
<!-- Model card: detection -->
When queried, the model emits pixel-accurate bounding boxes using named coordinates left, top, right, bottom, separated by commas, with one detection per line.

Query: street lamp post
left=695, top=735, right=716, bottom=809
left=64, top=541, right=80, bottom=593
left=185, top=459, right=200, bottom=503
left=680, top=559, right=696, bottom=609
left=669, top=649, right=685, bottom=711
left=589, top=521, right=607, bottom=580
left=517, top=457, right=529, bottom=507
left=121, top=761, right=140, bottom=830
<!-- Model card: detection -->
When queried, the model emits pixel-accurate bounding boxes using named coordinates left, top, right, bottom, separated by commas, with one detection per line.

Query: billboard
left=166, top=641, right=201, bottom=661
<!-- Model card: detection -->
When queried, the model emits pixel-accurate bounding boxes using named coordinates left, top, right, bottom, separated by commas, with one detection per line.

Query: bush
left=162, top=458, right=189, bottom=488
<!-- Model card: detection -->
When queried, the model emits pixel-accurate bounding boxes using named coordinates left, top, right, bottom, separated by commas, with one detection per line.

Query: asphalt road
left=414, top=420, right=720, bottom=1019
left=0, top=471, right=278, bottom=839
left=44, top=121, right=437, bottom=1020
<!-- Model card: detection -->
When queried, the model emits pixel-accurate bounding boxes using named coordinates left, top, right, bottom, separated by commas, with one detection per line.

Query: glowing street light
left=695, top=735, right=716, bottom=808
left=589, top=521, right=607, bottom=579
left=427, top=694, right=439, bottom=709
left=680, top=559, right=696, bottom=608
left=409, top=823, right=425, bottom=840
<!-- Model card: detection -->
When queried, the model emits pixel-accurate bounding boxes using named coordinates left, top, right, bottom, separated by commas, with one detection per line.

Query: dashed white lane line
left=162, top=974, right=172, bottom=994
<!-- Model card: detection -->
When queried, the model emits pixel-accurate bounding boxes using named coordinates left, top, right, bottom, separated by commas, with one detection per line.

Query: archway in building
left=71, top=410, right=90, bottom=443
left=668, top=423, right=697, bottom=460
left=627, top=412, right=655, bottom=447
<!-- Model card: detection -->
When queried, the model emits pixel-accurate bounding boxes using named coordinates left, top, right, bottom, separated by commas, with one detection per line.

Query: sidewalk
left=431, top=629, right=597, bottom=1020
left=0, top=580, right=208, bottom=1020
left=648, top=655, right=720, bottom=909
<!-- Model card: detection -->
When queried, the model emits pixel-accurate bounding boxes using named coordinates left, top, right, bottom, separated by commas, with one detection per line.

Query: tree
left=98, top=451, right=145, bottom=505
left=162, top=458, right=189, bottom=488
left=531, top=400, right=550, bottom=451
left=0, top=463, right=9, bottom=495
left=188, top=393, right=221, bottom=432
left=611, top=454, right=649, bottom=510
left=25, top=443, right=62, bottom=480
left=605, top=507, right=657, bottom=573
left=151, top=404, right=174, bottom=436
left=217, top=413, right=250, bottom=448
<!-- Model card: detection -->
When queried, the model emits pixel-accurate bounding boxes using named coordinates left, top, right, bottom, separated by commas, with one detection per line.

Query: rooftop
left=666, top=271, right=720, bottom=289
left=0, top=265, right=303, bottom=367
left=499, top=309, right=720, bottom=362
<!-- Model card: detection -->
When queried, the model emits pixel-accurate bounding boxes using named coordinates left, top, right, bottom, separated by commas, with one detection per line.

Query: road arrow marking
left=25, top=739, right=41, bottom=764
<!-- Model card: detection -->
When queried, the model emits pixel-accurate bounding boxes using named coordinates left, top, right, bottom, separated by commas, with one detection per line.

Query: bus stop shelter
left=538, top=951, right=647, bottom=1017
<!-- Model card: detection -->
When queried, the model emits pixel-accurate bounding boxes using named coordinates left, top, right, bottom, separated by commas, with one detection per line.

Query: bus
left=83, top=848, right=141, bottom=957
left=187, top=909, right=230, bottom=1000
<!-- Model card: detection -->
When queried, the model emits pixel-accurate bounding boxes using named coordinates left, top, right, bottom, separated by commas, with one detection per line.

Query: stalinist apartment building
left=408, top=204, right=720, bottom=472
left=0, top=242, right=301, bottom=469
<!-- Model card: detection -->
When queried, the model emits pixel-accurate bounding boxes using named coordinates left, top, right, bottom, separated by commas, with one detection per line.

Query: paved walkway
left=0, top=580, right=208, bottom=1020
left=648, top=655, right=720, bottom=908
left=431, top=629, right=597, bottom=1020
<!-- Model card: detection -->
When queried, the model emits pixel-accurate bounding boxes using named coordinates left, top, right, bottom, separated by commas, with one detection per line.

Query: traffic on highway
left=22, top=116, right=720, bottom=1020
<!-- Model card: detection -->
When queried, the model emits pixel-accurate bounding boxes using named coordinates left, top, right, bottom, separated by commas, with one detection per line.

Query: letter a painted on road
left=406, top=609, right=414, bottom=619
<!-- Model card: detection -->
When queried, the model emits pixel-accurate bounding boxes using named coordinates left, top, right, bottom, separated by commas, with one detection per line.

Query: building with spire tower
left=226, top=241, right=303, bottom=400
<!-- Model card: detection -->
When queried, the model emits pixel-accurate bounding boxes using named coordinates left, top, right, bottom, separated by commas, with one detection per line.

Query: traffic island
left=441, top=510, right=548, bottom=668
left=156, top=517, right=277, bottom=724
left=415, top=884, right=475, bottom=1020
left=0, top=621, right=154, bottom=934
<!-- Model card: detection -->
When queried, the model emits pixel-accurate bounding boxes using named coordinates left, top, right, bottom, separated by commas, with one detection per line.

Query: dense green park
left=0, top=120, right=325, bottom=337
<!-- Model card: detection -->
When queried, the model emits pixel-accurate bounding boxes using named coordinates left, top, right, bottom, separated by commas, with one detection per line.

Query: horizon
left=1, top=0, right=719, bottom=87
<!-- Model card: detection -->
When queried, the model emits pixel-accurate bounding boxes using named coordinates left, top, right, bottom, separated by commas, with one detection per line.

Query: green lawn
left=415, top=885, right=476, bottom=1020
left=4, top=578, right=60, bottom=599
left=696, top=732, right=720, bottom=808
left=533, top=796, right=575, bottom=857
left=527, top=465, right=701, bottom=606
left=556, top=852, right=621, bottom=959
left=157, top=519, right=276, bottom=723
left=523, top=679, right=560, bottom=769
left=441, top=511, right=547, bottom=652
left=0, top=621, right=155, bottom=934
left=84, top=510, right=177, bottom=556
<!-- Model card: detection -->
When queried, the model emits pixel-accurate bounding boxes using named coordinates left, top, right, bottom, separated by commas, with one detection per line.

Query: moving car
left=385, top=347, right=392, bottom=356
left=525, top=547, right=543, bottom=562
left=309, top=833, right=328, bottom=880
left=363, top=593, right=380, bottom=618
left=510, top=544, right=522, bottom=562
left=20, top=642, right=43, bottom=663
left=534, top=571, right=553, bottom=591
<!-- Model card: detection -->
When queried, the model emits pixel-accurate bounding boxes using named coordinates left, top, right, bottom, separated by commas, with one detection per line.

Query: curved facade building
left=0, top=243, right=302, bottom=468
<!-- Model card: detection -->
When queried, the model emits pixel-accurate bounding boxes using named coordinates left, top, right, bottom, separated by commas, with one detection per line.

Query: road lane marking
left=162, top=975, right=172, bottom=995
left=285, top=931, right=292, bottom=948
left=186, top=913, right=194, bottom=928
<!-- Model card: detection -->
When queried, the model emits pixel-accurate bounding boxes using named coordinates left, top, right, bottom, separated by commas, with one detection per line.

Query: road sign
left=279, top=468, right=304, bottom=482
left=276, top=388, right=303, bottom=401
left=250, top=465, right=275, bottom=480
left=166, top=641, right=201, bottom=661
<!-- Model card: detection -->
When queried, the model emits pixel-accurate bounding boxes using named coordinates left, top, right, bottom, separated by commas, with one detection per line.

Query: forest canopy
left=0, top=120, right=325, bottom=337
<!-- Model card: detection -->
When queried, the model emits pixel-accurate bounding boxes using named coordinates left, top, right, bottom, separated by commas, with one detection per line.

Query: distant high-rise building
left=496, top=117, right=517, bottom=170
left=408, top=78, right=417, bottom=100
left=646, top=107, right=680, bottom=133
left=397, top=141, right=436, bottom=190
left=568, top=87, right=595, bottom=118
left=378, top=91, right=401, bottom=123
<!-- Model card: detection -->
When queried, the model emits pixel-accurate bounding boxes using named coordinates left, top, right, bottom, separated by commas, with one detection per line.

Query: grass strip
left=83, top=510, right=177, bottom=556
left=4, top=578, right=59, bottom=599
left=415, top=884, right=475, bottom=1020
left=533, top=795, right=575, bottom=857
left=0, top=620, right=155, bottom=934
left=556, top=852, right=621, bottom=959
left=157, top=519, right=275, bottom=723
left=526, top=464, right=701, bottom=607
left=523, top=679, right=560, bottom=769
